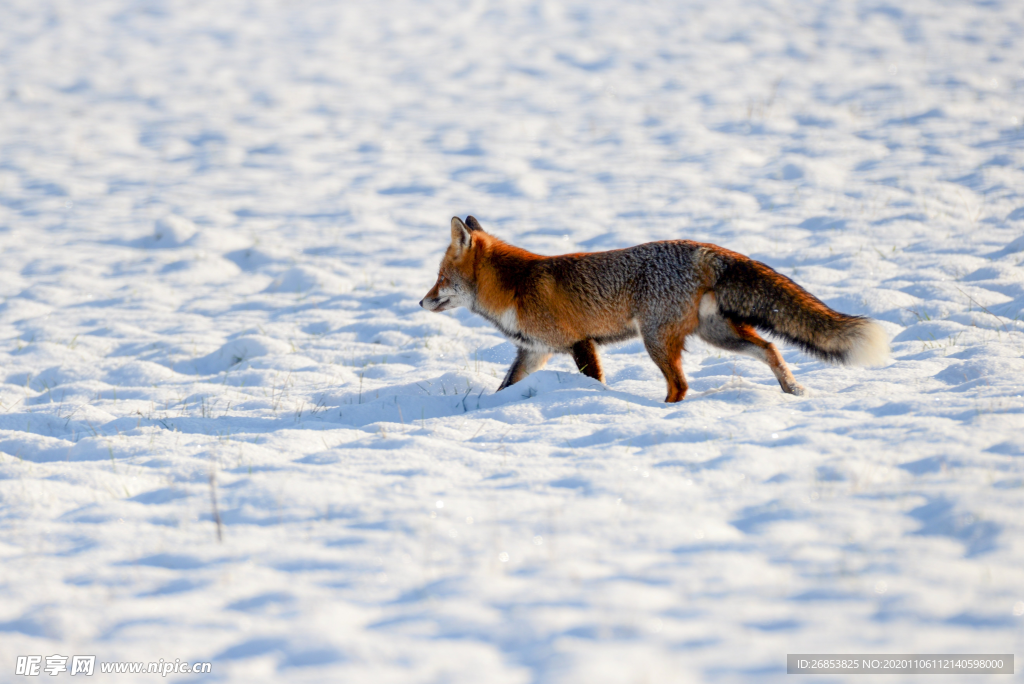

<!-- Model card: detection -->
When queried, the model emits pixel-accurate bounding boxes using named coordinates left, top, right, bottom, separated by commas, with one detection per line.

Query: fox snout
left=419, top=289, right=446, bottom=312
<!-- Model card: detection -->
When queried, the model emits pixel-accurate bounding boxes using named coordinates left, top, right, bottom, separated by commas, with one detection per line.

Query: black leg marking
left=570, top=340, right=605, bottom=383
left=497, top=347, right=552, bottom=391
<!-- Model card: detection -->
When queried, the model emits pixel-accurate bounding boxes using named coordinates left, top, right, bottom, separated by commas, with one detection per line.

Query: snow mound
left=173, top=336, right=292, bottom=375
left=263, top=266, right=348, bottom=293
left=328, top=370, right=610, bottom=427
left=225, top=247, right=278, bottom=271
left=140, top=215, right=197, bottom=248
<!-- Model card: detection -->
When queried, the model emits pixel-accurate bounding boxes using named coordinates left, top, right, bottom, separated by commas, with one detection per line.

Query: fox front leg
left=497, top=347, right=552, bottom=391
left=570, top=339, right=605, bottom=383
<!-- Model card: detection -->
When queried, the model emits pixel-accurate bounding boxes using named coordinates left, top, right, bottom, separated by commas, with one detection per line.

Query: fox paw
left=784, top=383, right=807, bottom=396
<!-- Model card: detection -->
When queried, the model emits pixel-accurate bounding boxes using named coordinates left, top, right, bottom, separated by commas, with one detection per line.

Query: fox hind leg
left=697, top=294, right=804, bottom=395
left=641, top=327, right=690, bottom=403
left=732, top=323, right=805, bottom=395
left=570, top=340, right=605, bottom=383
left=498, top=347, right=552, bottom=391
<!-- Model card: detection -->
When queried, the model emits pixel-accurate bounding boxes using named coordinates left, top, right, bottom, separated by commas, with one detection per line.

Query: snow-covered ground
left=2, top=0, right=1023, bottom=681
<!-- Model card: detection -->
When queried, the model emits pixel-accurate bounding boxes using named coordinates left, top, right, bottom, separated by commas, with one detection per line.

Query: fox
left=420, top=216, right=889, bottom=402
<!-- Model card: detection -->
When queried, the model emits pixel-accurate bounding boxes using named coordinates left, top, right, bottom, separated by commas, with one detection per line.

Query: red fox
left=420, top=216, right=889, bottom=402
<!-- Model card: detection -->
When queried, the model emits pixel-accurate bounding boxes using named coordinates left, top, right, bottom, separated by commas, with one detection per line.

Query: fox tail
left=712, top=254, right=889, bottom=366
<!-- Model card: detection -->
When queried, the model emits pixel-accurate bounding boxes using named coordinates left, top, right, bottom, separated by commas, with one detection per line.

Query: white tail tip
left=847, top=320, right=890, bottom=367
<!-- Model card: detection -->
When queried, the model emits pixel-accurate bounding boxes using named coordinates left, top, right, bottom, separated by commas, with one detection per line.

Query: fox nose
left=419, top=298, right=425, bottom=308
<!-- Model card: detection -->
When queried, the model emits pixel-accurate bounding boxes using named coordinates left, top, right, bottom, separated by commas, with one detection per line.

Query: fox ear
left=450, top=216, right=474, bottom=251
left=465, top=216, right=483, bottom=232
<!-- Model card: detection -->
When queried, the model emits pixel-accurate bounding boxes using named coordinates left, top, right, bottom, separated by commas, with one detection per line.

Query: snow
left=1, top=0, right=1023, bottom=681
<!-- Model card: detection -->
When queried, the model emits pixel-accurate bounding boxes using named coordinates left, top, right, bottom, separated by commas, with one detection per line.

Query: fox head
left=419, top=216, right=483, bottom=312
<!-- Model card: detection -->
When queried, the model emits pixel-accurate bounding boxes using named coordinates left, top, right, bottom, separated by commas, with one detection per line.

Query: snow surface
left=2, top=0, right=1023, bottom=681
